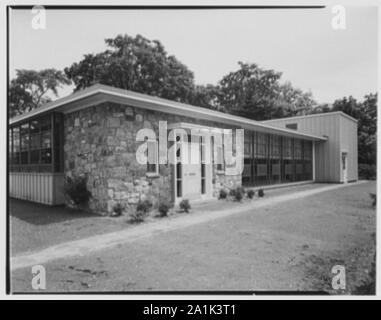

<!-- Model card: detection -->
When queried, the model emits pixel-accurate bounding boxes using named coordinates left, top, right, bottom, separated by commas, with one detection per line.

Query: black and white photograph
left=3, top=1, right=379, bottom=298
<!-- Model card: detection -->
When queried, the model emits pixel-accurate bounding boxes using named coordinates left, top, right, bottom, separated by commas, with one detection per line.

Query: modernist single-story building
left=8, top=84, right=358, bottom=214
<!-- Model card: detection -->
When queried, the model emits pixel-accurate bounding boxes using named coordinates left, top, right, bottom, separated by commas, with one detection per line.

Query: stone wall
left=64, top=102, right=242, bottom=215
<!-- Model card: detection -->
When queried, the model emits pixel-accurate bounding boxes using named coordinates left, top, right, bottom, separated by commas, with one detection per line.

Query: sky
left=9, top=6, right=378, bottom=104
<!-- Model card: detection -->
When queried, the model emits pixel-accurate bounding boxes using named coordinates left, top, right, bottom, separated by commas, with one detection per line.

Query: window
left=30, top=120, right=40, bottom=164
left=200, top=136, right=206, bottom=194
left=242, top=132, right=254, bottom=186
left=303, top=140, right=312, bottom=160
left=176, top=135, right=182, bottom=197
left=282, top=137, right=292, bottom=159
left=286, top=123, right=298, bottom=130
left=255, top=133, right=267, bottom=158
left=12, top=127, right=20, bottom=165
left=215, top=136, right=224, bottom=172
left=294, top=139, right=302, bottom=160
left=270, top=135, right=281, bottom=159
left=9, top=113, right=63, bottom=173
left=146, top=138, right=158, bottom=175
left=20, top=123, right=29, bottom=164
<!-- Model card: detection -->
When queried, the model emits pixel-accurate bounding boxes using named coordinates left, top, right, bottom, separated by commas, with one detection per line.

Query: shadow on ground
left=9, top=199, right=98, bottom=226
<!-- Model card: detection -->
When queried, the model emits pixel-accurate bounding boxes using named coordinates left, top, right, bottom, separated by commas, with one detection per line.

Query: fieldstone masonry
left=64, top=102, right=242, bottom=215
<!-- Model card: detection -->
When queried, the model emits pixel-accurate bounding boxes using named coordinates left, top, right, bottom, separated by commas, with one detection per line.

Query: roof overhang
left=9, top=84, right=327, bottom=142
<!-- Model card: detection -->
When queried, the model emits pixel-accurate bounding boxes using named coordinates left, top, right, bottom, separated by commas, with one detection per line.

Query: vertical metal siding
left=9, top=172, right=64, bottom=205
left=263, top=113, right=355, bottom=182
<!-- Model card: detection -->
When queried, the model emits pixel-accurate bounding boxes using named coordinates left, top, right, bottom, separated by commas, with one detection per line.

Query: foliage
left=229, top=188, right=236, bottom=197
left=258, top=189, right=265, bottom=197
left=332, top=94, right=376, bottom=166
left=179, top=199, right=191, bottom=213
left=247, top=189, right=255, bottom=199
left=190, top=84, right=223, bottom=111
left=136, top=199, right=153, bottom=214
left=359, top=164, right=376, bottom=180
left=65, top=34, right=196, bottom=103
left=277, top=81, right=316, bottom=116
left=228, top=186, right=245, bottom=201
left=216, top=63, right=317, bottom=121
left=111, top=202, right=124, bottom=217
left=128, top=209, right=148, bottom=223
left=234, top=187, right=244, bottom=202
left=9, top=69, right=71, bottom=117
left=158, top=201, right=170, bottom=217
left=218, top=189, right=228, bottom=199
left=64, top=175, right=91, bottom=206
left=309, top=94, right=377, bottom=167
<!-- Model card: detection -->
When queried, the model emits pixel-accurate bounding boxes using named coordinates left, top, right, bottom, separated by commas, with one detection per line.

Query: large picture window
left=242, top=132, right=314, bottom=187
left=303, top=140, right=313, bottom=180
left=9, top=113, right=63, bottom=173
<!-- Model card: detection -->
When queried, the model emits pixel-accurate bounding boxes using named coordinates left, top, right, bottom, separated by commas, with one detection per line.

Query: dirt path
left=11, top=181, right=376, bottom=294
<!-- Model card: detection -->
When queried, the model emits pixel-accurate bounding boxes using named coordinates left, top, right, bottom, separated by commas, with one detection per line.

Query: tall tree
left=65, top=34, right=196, bottom=103
left=191, top=84, right=223, bottom=111
left=9, top=69, right=71, bottom=117
left=278, top=82, right=316, bottom=116
left=217, top=62, right=283, bottom=120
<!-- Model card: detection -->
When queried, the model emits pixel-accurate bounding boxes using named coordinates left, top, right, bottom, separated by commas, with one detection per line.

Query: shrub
left=136, top=199, right=153, bottom=214
left=234, top=188, right=244, bottom=202
left=64, top=175, right=91, bottom=206
left=158, top=201, right=170, bottom=217
left=370, top=193, right=376, bottom=208
left=219, top=189, right=228, bottom=199
left=128, top=209, right=148, bottom=223
left=359, top=164, right=376, bottom=180
left=236, top=186, right=245, bottom=196
left=229, top=188, right=236, bottom=197
left=247, top=189, right=255, bottom=199
left=258, top=189, right=265, bottom=197
left=180, top=199, right=191, bottom=213
left=111, top=202, right=124, bottom=217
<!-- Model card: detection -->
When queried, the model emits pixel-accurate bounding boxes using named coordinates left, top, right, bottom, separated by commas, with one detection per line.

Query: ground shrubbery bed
left=359, top=164, right=376, bottom=180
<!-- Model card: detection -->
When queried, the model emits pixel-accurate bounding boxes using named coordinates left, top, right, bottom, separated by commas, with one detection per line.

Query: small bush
left=219, top=189, right=228, bottom=199
left=359, top=164, right=376, bottom=180
left=64, top=175, right=91, bottom=206
left=258, top=189, right=265, bottom=197
left=247, top=189, right=255, bottom=199
left=111, top=202, right=124, bottom=217
left=136, top=199, right=153, bottom=214
left=129, top=209, right=148, bottom=223
left=180, top=199, right=191, bottom=213
left=236, top=186, right=245, bottom=195
left=370, top=193, right=376, bottom=208
left=229, top=188, right=236, bottom=197
left=158, top=201, right=170, bottom=217
left=234, top=189, right=244, bottom=202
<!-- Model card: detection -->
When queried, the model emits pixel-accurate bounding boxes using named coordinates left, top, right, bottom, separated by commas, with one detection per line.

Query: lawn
left=10, top=181, right=376, bottom=294
left=10, top=200, right=130, bottom=255
left=10, top=182, right=329, bottom=255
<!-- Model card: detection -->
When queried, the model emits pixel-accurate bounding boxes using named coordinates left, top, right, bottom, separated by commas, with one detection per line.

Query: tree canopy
left=64, top=34, right=196, bottom=103
left=9, top=69, right=70, bottom=117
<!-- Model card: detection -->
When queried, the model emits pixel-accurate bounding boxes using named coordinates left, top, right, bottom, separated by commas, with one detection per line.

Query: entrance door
left=175, top=134, right=213, bottom=202
left=342, top=152, right=348, bottom=183
left=182, top=138, right=201, bottom=200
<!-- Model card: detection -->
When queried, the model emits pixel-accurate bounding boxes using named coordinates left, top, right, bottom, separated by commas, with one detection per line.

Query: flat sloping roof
left=262, top=111, right=358, bottom=124
left=9, top=84, right=327, bottom=142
